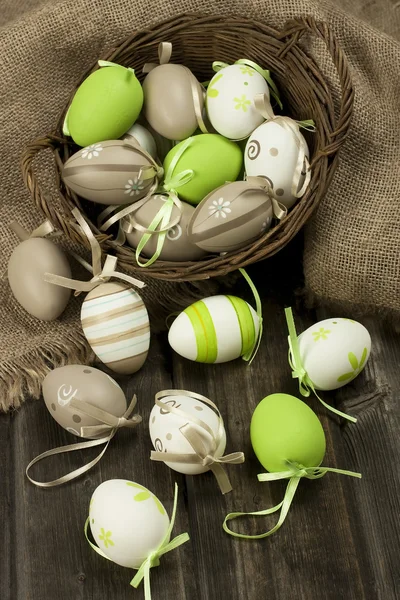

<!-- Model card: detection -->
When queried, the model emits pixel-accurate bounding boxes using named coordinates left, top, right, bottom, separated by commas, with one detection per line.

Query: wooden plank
left=9, top=333, right=197, bottom=599
left=0, top=413, right=12, bottom=600
left=171, top=293, right=366, bottom=600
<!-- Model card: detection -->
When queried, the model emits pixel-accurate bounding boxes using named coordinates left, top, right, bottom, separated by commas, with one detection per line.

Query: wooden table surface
left=1, top=250, right=399, bottom=600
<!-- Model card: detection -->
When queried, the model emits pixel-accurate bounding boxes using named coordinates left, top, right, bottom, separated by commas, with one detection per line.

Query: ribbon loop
left=26, top=395, right=141, bottom=487
left=149, top=390, right=245, bottom=494
left=10, top=219, right=55, bottom=242
left=284, top=307, right=357, bottom=422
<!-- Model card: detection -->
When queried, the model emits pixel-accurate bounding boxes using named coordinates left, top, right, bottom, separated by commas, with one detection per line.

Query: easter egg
left=122, top=123, right=158, bottom=159
left=64, top=63, right=143, bottom=147
left=168, top=295, right=260, bottom=363
left=298, top=318, right=371, bottom=391
left=81, top=282, right=150, bottom=375
left=89, top=479, right=169, bottom=568
left=163, top=134, right=243, bottom=205
left=143, top=64, right=205, bottom=140
left=62, top=140, right=157, bottom=205
left=149, top=393, right=226, bottom=475
left=250, top=393, right=326, bottom=473
left=188, top=181, right=273, bottom=253
left=8, top=238, right=71, bottom=321
left=124, top=195, right=207, bottom=262
left=206, top=64, right=270, bottom=139
left=43, top=365, right=127, bottom=438
left=245, top=119, right=309, bottom=209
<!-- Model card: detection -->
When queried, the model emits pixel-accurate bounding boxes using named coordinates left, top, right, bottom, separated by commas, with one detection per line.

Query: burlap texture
left=1, top=0, right=399, bottom=410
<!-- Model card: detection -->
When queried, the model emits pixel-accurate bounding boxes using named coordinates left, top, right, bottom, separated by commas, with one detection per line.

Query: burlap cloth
left=1, top=0, right=399, bottom=410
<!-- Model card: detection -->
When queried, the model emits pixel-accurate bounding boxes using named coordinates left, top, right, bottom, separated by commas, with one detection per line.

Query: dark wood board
left=1, top=262, right=399, bottom=600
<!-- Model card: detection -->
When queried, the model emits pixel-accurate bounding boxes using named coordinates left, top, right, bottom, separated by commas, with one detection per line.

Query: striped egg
left=168, top=295, right=260, bottom=363
left=81, top=282, right=150, bottom=374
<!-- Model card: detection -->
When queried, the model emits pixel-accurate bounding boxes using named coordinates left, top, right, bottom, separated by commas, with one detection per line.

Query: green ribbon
left=285, top=307, right=357, bottom=423
left=239, top=268, right=263, bottom=365
left=85, top=482, right=189, bottom=600
left=223, top=460, right=361, bottom=539
left=297, top=119, right=317, bottom=131
left=212, top=59, right=283, bottom=109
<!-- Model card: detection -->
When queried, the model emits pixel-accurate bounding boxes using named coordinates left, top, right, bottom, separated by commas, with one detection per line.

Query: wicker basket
left=21, top=13, right=354, bottom=282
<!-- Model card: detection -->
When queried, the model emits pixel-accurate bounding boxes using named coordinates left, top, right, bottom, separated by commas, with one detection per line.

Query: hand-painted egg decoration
left=124, top=195, right=207, bottom=262
left=168, top=295, right=260, bottom=363
left=122, top=123, right=158, bottom=159
left=250, top=393, right=326, bottom=473
left=187, top=181, right=273, bottom=253
left=298, top=318, right=371, bottom=391
left=8, top=238, right=71, bottom=321
left=143, top=64, right=205, bottom=141
left=206, top=64, right=271, bottom=139
left=62, top=140, right=158, bottom=205
left=149, top=393, right=226, bottom=475
left=81, top=282, right=150, bottom=375
left=43, top=365, right=127, bottom=438
left=64, top=62, right=143, bottom=147
left=163, top=134, right=243, bottom=205
left=89, top=479, right=170, bottom=568
left=245, top=119, right=309, bottom=209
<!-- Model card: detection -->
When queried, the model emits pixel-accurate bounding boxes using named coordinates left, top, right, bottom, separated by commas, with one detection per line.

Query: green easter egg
left=65, top=62, right=144, bottom=147
left=250, top=393, right=326, bottom=473
left=163, top=134, right=243, bottom=205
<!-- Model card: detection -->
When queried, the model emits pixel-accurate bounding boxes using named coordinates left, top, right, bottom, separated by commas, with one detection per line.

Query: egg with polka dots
left=149, top=393, right=227, bottom=475
left=206, top=63, right=272, bottom=139
left=245, top=119, right=309, bottom=209
left=42, top=365, right=128, bottom=438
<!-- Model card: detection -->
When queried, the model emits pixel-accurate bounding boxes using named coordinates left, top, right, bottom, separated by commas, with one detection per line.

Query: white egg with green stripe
left=168, top=295, right=260, bottom=363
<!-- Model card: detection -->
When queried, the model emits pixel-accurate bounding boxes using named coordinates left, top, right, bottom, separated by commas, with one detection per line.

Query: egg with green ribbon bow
left=87, top=481, right=189, bottom=596
left=206, top=62, right=275, bottom=140
left=168, top=293, right=260, bottom=364
left=245, top=116, right=311, bottom=209
left=163, top=134, right=243, bottom=205
left=63, top=61, right=143, bottom=147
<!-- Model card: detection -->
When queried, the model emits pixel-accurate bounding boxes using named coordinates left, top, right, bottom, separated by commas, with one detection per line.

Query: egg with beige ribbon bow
left=245, top=115, right=311, bottom=209
left=149, top=391, right=244, bottom=493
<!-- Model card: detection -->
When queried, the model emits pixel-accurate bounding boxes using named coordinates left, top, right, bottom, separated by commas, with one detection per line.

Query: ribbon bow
left=143, top=42, right=209, bottom=134
left=26, top=395, right=141, bottom=487
left=85, top=483, right=190, bottom=600
left=150, top=390, right=245, bottom=494
left=44, top=207, right=145, bottom=293
left=285, top=307, right=357, bottom=422
left=223, top=460, right=361, bottom=539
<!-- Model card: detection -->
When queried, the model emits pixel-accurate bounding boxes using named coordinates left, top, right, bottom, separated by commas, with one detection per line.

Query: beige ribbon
left=253, top=93, right=312, bottom=199
left=244, top=176, right=288, bottom=221
left=143, top=42, right=209, bottom=134
left=150, top=390, right=245, bottom=494
left=44, top=207, right=145, bottom=294
left=26, top=395, right=142, bottom=488
left=10, top=219, right=55, bottom=241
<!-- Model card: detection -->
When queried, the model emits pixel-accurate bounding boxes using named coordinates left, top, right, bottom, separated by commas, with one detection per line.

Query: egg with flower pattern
left=62, top=140, right=158, bottom=205
left=188, top=181, right=274, bottom=253
left=89, top=479, right=170, bottom=568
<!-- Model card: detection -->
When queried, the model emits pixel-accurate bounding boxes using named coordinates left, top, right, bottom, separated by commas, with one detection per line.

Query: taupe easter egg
left=43, top=365, right=127, bottom=438
left=62, top=140, right=157, bottom=205
left=143, top=64, right=205, bottom=141
left=8, top=238, right=71, bottom=321
left=187, top=181, right=274, bottom=253
left=125, top=195, right=207, bottom=262
left=81, top=282, right=150, bottom=375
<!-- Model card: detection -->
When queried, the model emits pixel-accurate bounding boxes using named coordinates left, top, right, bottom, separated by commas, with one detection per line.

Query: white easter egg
left=168, top=295, right=260, bottom=363
left=298, top=318, right=371, bottom=391
left=123, top=123, right=158, bottom=159
left=149, top=394, right=227, bottom=475
left=89, top=479, right=170, bottom=569
left=206, top=64, right=270, bottom=139
left=81, top=281, right=150, bottom=375
left=245, top=119, right=309, bottom=209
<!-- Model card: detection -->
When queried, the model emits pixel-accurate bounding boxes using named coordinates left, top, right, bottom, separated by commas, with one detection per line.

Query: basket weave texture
left=21, top=13, right=354, bottom=282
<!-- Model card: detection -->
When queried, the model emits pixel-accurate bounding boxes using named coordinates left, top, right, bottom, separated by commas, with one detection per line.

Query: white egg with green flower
left=298, top=318, right=371, bottom=391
